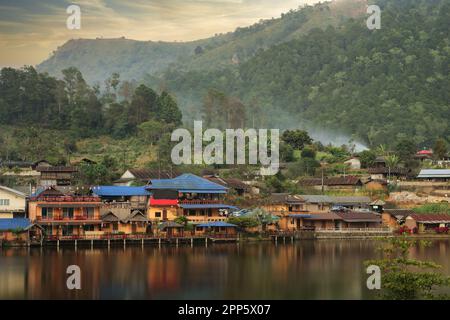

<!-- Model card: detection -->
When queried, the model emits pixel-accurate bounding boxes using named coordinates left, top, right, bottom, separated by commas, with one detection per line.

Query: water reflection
left=0, top=239, right=449, bottom=300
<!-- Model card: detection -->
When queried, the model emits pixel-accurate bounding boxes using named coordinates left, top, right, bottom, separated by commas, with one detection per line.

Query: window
left=42, top=207, right=53, bottom=219
left=0, top=199, right=10, bottom=206
left=207, top=209, right=212, bottom=217
left=155, top=212, right=161, bottom=218
left=86, top=207, right=95, bottom=218
left=63, top=208, right=74, bottom=219
left=83, top=225, right=94, bottom=232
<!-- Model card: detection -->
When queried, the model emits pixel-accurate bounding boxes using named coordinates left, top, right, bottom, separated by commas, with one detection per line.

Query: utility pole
left=321, top=167, right=324, bottom=194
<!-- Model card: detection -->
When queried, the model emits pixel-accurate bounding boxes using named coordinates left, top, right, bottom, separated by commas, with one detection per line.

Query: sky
left=0, top=0, right=322, bottom=68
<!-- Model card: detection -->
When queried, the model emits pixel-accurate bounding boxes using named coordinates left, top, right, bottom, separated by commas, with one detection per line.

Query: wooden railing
left=37, top=215, right=100, bottom=221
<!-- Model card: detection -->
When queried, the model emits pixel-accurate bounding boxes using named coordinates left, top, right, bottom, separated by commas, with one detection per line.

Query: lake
left=1, top=239, right=449, bottom=299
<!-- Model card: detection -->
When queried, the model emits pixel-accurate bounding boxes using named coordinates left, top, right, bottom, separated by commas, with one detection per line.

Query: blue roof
left=197, top=221, right=237, bottom=228
left=91, top=186, right=151, bottom=197
left=147, top=174, right=227, bottom=193
left=180, top=204, right=238, bottom=210
left=0, top=218, right=32, bottom=231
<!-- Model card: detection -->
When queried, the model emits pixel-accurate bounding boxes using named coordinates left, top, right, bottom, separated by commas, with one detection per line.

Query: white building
left=0, top=186, right=26, bottom=218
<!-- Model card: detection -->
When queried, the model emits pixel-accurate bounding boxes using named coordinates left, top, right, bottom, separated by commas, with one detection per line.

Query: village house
left=368, top=167, right=411, bottom=181
left=404, top=214, right=450, bottom=233
left=37, top=165, right=78, bottom=186
left=28, top=187, right=103, bottom=238
left=330, top=196, right=371, bottom=210
left=203, top=175, right=250, bottom=196
left=298, top=176, right=363, bottom=192
left=0, top=218, right=43, bottom=244
left=381, top=209, right=415, bottom=230
left=114, top=168, right=181, bottom=186
left=417, top=169, right=450, bottom=182
left=334, top=210, right=382, bottom=229
left=344, top=157, right=361, bottom=170
left=194, top=221, right=238, bottom=237
left=147, top=174, right=236, bottom=225
left=0, top=185, right=27, bottom=219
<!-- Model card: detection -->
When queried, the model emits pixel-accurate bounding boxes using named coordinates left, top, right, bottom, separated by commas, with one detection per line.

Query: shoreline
left=2, top=233, right=450, bottom=248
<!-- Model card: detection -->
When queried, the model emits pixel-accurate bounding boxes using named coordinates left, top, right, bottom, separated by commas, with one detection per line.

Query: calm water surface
left=1, top=239, right=449, bottom=299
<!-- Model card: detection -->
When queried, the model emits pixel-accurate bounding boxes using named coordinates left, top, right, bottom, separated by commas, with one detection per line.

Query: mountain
left=37, top=0, right=367, bottom=84
left=35, top=0, right=450, bottom=148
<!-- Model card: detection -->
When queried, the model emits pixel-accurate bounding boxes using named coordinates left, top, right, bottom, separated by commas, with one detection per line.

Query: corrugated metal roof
left=300, top=195, right=333, bottom=203
left=147, top=174, right=227, bottom=192
left=336, top=211, right=381, bottom=222
left=417, top=169, right=450, bottom=178
left=92, top=186, right=150, bottom=197
left=0, top=218, right=32, bottom=231
left=330, top=196, right=371, bottom=204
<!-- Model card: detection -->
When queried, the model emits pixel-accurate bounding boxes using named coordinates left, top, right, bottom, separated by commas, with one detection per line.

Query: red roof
left=149, top=197, right=178, bottom=206
left=417, top=150, right=433, bottom=155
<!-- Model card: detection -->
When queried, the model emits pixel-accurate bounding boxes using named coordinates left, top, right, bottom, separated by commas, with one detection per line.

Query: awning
left=180, top=204, right=238, bottom=209
left=37, top=203, right=101, bottom=208
left=288, top=214, right=312, bottom=219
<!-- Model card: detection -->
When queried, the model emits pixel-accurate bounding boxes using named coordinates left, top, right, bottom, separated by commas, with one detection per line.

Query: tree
left=174, top=216, right=188, bottom=226
left=301, top=147, right=316, bottom=159
left=385, top=155, right=400, bottom=168
left=359, top=150, right=376, bottom=168
left=128, top=84, right=158, bottom=127
left=227, top=216, right=260, bottom=229
left=156, top=91, right=182, bottom=126
left=395, top=138, right=417, bottom=163
left=138, top=120, right=166, bottom=145
left=281, top=130, right=313, bottom=150
left=434, top=138, right=448, bottom=160
left=365, top=235, right=450, bottom=300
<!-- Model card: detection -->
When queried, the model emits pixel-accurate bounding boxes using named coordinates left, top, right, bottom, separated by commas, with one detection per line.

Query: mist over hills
left=36, top=0, right=450, bottom=148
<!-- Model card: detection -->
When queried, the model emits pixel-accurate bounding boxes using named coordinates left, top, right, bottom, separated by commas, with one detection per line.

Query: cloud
left=0, top=0, right=321, bottom=67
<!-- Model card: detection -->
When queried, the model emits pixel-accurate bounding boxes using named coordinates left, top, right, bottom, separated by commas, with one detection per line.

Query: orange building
left=28, top=187, right=103, bottom=238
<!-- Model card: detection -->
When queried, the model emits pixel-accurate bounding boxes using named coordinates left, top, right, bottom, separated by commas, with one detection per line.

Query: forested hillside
left=161, top=0, right=450, bottom=148
left=37, top=0, right=367, bottom=84
left=6, top=0, right=450, bottom=150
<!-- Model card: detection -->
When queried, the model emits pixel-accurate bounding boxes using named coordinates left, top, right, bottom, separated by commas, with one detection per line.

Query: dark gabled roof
left=336, top=211, right=381, bottom=223
left=204, top=177, right=249, bottom=191
left=123, top=210, right=148, bottom=223
left=383, top=209, right=415, bottom=218
left=298, top=176, right=362, bottom=186
left=0, top=160, right=34, bottom=168
left=159, top=221, right=184, bottom=230
left=147, top=174, right=227, bottom=193
left=30, top=186, right=65, bottom=198
left=128, top=168, right=181, bottom=180
left=102, top=210, right=148, bottom=223
left=325, top=176, right=363, bottom=186
left=408, top=214, right=450, bottom=223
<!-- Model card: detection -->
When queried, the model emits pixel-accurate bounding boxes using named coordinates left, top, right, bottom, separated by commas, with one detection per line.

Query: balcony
left=179, top=199, right=221, bottom=205
left=37, top=215, right=100, bottom=222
